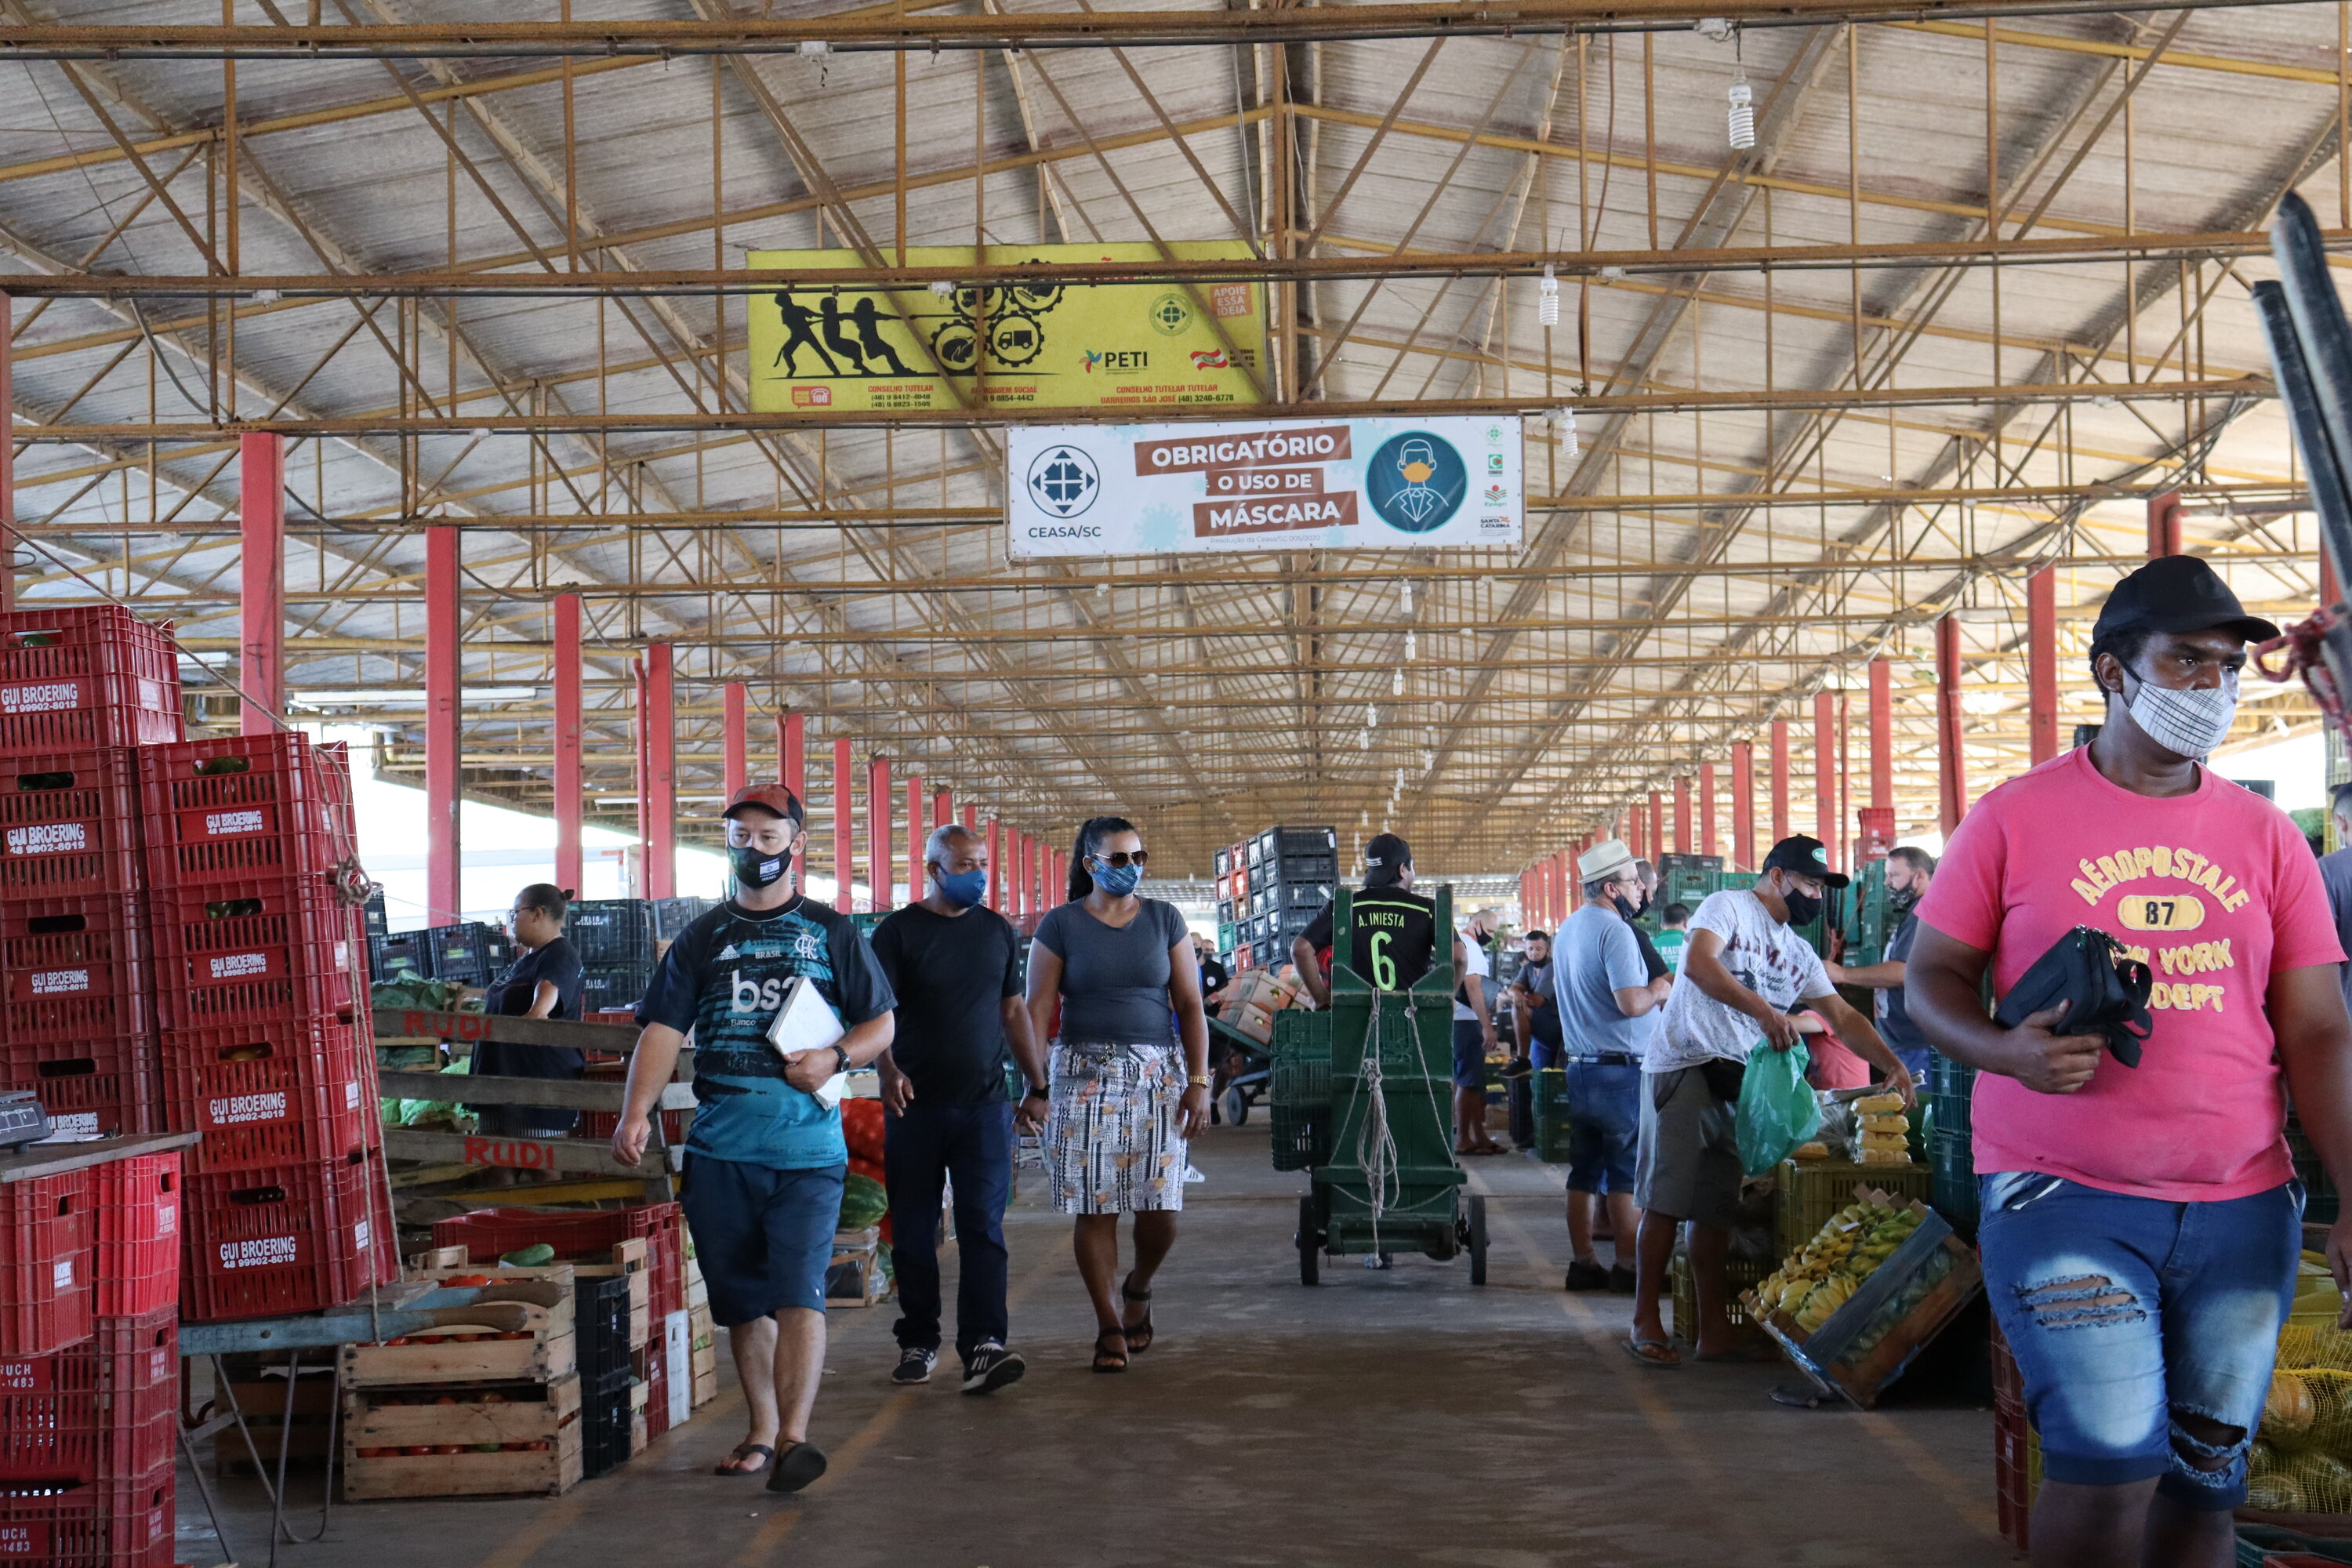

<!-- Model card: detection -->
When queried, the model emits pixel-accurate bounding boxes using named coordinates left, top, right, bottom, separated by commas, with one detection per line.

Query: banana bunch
left=1750, top=1200, right=1929, bottom=1335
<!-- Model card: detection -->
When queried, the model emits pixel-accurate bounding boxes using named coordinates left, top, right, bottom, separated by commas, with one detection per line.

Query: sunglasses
left=1092, top=849, right=1149, bottom=869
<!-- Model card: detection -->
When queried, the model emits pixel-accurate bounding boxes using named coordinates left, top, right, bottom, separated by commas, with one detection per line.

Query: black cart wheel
left=1467, top=1195, right=1490, bottom=1286
left=1298, top=1195, right=1321, bottom=1286
left=1221, top=1086, right=1249, bottom=1127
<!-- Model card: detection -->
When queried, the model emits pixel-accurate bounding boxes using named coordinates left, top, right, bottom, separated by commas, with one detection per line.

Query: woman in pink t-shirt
left=1904, top=556, right=2352, bottom=1568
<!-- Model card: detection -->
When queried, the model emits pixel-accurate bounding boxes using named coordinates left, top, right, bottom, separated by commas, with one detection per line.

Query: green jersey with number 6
left=1301, top=888, right=1439, bottom=993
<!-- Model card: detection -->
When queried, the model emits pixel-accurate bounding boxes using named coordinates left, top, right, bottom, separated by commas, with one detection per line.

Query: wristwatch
left=830, top=1044, right=851, bottom=1075
left=1187, top=1073, right=1213, bottom=1089
left=1024, top=1084, right=1051, bottom=1101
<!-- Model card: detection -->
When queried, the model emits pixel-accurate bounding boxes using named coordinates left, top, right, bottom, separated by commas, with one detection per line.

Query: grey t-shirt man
left=1553, top=904, right=1663, bottom=1061
left=2319, top=846, right=2352, bottom=1015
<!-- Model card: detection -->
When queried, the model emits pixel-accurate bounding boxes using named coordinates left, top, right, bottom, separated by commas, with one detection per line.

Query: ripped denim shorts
left=1979, top=1171, right=2301, bottom=1507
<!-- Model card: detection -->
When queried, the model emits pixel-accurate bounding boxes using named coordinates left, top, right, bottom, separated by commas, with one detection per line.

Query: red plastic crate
left=1994, top=1401, right=2031, bottom=1554
left=0, top=1310, right=177, bottom=1486
left=0, top=1173, right=92, bottom=1359
left=180, top=1151, right=372, bottom=1323
left=433, top=1202, right=683, bottom=1318
left=147, top=877, right=359, bottom=1033
left=0, top=896, right=147, bottom=1047
left=89, top=1159, right=179, bottom=1320
left=0, top=1457, right=172, bottom=1566
left=0, top=750, right=142, bottom=900
left=1991, top=1316, right=2024, bottom=1414
left=136, top=733, right=355, bottom=889
left=158, top=1020, right=363, bottom=1175
left=345, top=1139, right=400, bottom=1298
left=0, top=606, right=182, bottom=759
left=0, top=1051, right=159, bottom=1143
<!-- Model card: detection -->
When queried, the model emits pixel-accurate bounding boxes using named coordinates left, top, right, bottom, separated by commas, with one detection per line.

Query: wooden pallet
left=342, top=1376, right=585, bottom=1500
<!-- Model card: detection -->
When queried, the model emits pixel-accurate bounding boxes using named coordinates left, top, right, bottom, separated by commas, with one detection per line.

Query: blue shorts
left=1979, top=1173, right=2299, bottom=1508
left=1530, top=1038, right=1566, bottom=1072
left=1564, top=1059, right=1641, bottom=1195
left=1450, top=1020, right=1487, bottom=1089
left=679, top=1152, right=846, bottom=1326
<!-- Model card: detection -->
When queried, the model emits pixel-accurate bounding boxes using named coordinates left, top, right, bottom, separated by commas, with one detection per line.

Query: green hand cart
left=1272, top=884, right=1488, bottom=1286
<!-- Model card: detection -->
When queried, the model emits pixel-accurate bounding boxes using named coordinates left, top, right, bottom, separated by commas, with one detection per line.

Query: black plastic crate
left=1279, top=851, right=1339, bottom=884
left=422, top=921, right=512, bottom=986
left=1279, top=881, right=1330, bottom=910
left=566, top=900, right=655, bottom=967
left=576, top=1273, right=633, bottom=1383
left=1214, top=900, right=1234, bottom=924
left=1213, top=848, right=1232, bottom=877
left=579, top=963, right=654, bottom=1014
left=367, top=931, right=429, bottom=983
left=1266, top=826, right=1335, bottom=858
left=1655, top=853, right=1722, bottom=876
left=580, top=1370, right=633, bottom=1479
left=650, top=898, right=711, bottom=941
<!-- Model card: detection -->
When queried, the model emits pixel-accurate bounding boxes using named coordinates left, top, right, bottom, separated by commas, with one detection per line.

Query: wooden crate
left=826, top=1228, right=889, bottom=1308
left=1746, top=1202, right=1984, bottom=1410
left=690, top=1344, right=719, bottom=1408
left=341, top=1279, right=577, bottom=1388
left=415, top=1242, right=651, bottom=1349
left=342, top=1376, right=584, bottom=1500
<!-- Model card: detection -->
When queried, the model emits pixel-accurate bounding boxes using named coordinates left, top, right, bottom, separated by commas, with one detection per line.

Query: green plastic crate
left=1269, top=1010, right=1332, bottom=1172
left=1530, top=1067, right=1573, bottom=1163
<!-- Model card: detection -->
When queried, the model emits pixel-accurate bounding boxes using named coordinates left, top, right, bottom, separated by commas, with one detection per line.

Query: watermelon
left=838, top=1173, right=888, bottom=1232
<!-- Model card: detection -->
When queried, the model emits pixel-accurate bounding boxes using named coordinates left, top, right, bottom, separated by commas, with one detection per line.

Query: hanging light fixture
left=1366, top=703, right=1379, bottom=728
left=1537, top=263, right=1560, bottom=328
left=1392, top=667, right=1406, bottom=697
left=1552, top=408, right=1581, bottom=459
left=1728, top=71, right=1756, bottom=151
left=1400, top=582, right=1414, bottom=614
left=1404, top=630, right=1418, bottom=662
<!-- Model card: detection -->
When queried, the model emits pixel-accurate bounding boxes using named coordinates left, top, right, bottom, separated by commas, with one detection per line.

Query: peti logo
left=206, top=1091, right=289, bottom=1126
left=209, top=952, right=269, bottom=979
left=203, top=809, right=266, bottom=837
left=0, top=681, right=82, bottom=714
left=5, top=822, right=87, bottom=855
left=220, top=1236, right=299, bottom=1269
left=30, top=968, right=89, bottom=995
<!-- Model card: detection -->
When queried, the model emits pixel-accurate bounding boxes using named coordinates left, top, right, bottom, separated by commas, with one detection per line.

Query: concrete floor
left=185, top=1123, right=2008, bottom=1567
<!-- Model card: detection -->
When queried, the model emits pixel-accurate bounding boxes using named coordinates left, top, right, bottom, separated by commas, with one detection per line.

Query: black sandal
left=713, top=1442, right=774, bottom=1475
left=765, top=1439, right=829, bottom=1494
left=1091, top=1329, right=1130, bottom=1374
left=1120, top=1275, right=1155, bottom=1356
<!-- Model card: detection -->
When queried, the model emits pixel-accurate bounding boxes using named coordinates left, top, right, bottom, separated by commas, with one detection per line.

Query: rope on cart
left=1353, top=990, right=1402, bottom=1250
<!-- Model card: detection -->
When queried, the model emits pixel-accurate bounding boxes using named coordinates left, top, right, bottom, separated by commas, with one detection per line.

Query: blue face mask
left=936, top=867, right=988, bottom=909
left=1091, top=858, right=1144, bottom=897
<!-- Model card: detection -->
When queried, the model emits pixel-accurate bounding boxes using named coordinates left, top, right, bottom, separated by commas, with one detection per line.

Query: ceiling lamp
left=1537, top=263, right=1560, bottom=328
left=1728, top=72, right=1756, bottom=151
left=1392, top=667, right=1406, bottom=697
left=1552, top=408, right=1580, bottom=459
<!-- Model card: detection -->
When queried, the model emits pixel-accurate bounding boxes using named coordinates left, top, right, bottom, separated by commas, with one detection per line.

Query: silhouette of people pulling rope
left=771, top=291, right=913, bottom=377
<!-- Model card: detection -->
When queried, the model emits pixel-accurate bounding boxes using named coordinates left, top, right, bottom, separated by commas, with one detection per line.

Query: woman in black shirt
left=468, top=884, right=586, bottom=1139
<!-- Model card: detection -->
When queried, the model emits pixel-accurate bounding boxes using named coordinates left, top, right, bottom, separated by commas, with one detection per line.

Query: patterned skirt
left=1045, top=1040, right=1187, bottom=1215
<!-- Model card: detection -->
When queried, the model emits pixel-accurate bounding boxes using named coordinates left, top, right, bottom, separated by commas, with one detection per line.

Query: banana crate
left=1744, top=1200, right=1983, bottom=1410
left=1774, top=1160, right=1933, bottom=1257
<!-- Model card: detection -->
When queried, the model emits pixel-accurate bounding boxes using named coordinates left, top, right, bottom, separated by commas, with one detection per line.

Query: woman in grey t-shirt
left=1025, top=815, right=1211, bottom=1374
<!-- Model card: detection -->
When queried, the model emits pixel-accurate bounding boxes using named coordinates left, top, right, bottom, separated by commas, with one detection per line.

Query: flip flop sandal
left=1091, top=1330, right=1130, bottom=1374
left=713, top=1443, right=775, bottom=1476
left=1120, top=1276, right=1155, bottom=1355
left=1623, top=1337, right=1682, bottom=1370
left=765, top=1440, right=829, bottom=1494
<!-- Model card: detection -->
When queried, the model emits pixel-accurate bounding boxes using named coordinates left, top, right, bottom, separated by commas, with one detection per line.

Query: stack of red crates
left=0, top=1155, right=182, bottom=1567
left=1991, top=1318, right=2031, bottom=1553
left=143, top=731, right=396, bottom=1321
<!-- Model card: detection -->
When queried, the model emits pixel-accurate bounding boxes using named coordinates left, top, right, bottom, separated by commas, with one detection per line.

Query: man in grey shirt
left=2321, top=782, right=2352, bottom=1015
left=1552, top=837, right=1671, bottom=1293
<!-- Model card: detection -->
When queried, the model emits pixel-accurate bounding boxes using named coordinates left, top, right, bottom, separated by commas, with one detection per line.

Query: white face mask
left=2125, top=671, right=2238, bottom=759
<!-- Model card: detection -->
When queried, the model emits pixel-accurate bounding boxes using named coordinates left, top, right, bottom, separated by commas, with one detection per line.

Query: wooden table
left=0, top=1131, right=200, bottom=1181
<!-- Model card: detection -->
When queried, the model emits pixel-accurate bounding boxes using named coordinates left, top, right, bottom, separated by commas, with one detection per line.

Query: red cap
left=723, top=783, right=805, bottom=826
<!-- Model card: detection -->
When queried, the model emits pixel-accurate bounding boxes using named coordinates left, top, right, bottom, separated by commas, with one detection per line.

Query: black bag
left=1992, top=925, right=2154, bottom=1068
left=1698, top=1056, right=1748, bottom=1102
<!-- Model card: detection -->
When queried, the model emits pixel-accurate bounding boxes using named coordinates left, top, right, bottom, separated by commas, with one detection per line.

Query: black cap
left=2092, top=554, right=2279, bottom=646
left=723, top=783, right=806, bottom=826
left=1363, top=833, right=1412, bottom=888
left=1762, top=834, right=1848, bottom=889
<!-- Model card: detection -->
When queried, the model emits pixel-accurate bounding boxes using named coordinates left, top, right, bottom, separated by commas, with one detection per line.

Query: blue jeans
left=1979, top=1173, right=2300, bottom=1508
left=884, top=1099, right=1014, bottom=1363
left=679, top=1154, right=844, bottom=1325
left=1450, top=1020, right=1487, bottom=1089
left=1565, top=1059, right=1641, bottom=1195
left=1530, top=1038, right=1566, bottom=1072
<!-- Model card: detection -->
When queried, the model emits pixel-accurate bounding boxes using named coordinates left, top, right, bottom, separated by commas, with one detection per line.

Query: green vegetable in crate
left=838, top=1174, right=888, bottom=1232
left=501, top=1243, right=556, bottom=1267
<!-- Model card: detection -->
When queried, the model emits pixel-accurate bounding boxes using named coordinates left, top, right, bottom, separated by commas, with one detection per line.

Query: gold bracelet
left=1187, top=1073, right=1212, bottom=1088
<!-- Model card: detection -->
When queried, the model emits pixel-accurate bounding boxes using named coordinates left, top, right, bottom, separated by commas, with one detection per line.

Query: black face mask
left=731, top=844, right=792, bottom=889
left=1886, top=884, right=1920, bottom=917
left=1611, top=894, right=1642, bottom=922
left=1780, top=885, right=1821, bottom=927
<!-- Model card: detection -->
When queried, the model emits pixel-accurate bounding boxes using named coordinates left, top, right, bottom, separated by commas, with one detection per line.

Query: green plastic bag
left=1736, top=1041, right=1820, bottom=1176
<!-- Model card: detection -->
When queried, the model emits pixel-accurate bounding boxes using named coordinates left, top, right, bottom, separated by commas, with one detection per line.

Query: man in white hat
left=1552, top=837, right=1672, bottom=1292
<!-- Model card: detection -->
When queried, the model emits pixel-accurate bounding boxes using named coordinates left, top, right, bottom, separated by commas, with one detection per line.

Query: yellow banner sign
left=744, top=242, right=1268, bottom=414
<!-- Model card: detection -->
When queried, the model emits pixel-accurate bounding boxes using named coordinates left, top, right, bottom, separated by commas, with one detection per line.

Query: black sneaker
left=891, top=1346, right=936, bottom=1385
left=961, top=1341, right=1026, bottom=1396
left=1608, top=1264, right=1638, bottom=1294
left=1564, top=1258, right=1610, bottom=1292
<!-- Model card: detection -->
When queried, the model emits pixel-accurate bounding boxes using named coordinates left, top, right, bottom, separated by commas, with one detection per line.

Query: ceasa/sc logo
left=1364, top=432, right=1468, bottom=535
left=1026, top=444, right=1100, bottom=517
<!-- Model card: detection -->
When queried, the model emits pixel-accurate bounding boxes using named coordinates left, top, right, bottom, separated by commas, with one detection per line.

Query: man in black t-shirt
left=870, top=822, right=1045, bottom=1396
left=1291, top=833, right=1464, bottom=1005
left=469, top=883, right=587, bottom=1142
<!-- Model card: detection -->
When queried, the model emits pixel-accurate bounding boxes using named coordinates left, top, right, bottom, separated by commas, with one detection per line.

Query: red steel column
left=0, top=292, right=13, bottom=610
left=1814, top=691, right=1836, bottom=860
left=985, top=818, right=1002, bottom=910
left=643, top=644, right=676, bottom=900
left=779, top=712, right=805, bottom=797
left=1673, top=776, right=1691, bottom=855
left=1769, top=719, right=1790, bottom=844
left=2028, top=568, right=2060, bottom=764
left=1869, top=659, right=1893, bottom=811
left=960, top=802, right=975, bottom=832
left=1649, top=792, right=1664, bottom=861
left=831, top=738, right=854, bottom=913
left=238, top=433, right=285, bottom=735
left=1936, top=614, right=1969, bottom=836
left=1015, top=830, right=1031, bottom=921
left=424, top=527, right=462, bottom=923
left=2147, top=489, right=2184, bottom=558
left=1628, top=802, right=1644, bottom=862
left=1698, top=764, right=1717, bottom=861
left=935, top=789, right=953, bottom=830
left=1730, top=742, right=1755, bottom=870
left=723, top=683, right=749, bottom=801
left=866, top=756, right=891, bottom=913
left=906, top=775, right=925, bottom=905
left=632, top=663, right=650, bottom=898
left=552, top=593, right=583, bottom=896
